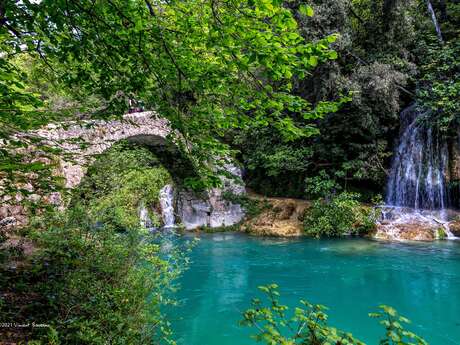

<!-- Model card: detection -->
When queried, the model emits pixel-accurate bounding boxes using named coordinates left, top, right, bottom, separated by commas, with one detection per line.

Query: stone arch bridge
left=0, top=111, right=244, bottom=230
left=35, top=111, right=177, bottom=188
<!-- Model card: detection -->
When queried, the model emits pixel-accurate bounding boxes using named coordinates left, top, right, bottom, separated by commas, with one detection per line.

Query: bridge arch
left=1, top=111, right=245, bottom=230
left=34, top=111, right=195, bottom=188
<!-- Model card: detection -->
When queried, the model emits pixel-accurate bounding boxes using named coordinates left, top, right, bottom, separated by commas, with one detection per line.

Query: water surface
left=169, top=233, right=460, bottom=345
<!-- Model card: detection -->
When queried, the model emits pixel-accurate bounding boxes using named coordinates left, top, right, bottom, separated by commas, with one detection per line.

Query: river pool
left=168, top=233, right=460, bottom=345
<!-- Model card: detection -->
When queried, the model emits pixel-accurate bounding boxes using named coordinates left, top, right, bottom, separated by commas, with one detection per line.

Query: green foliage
left=74, top=142, right=171, bottom=229
left=0, top=0, right=344, bottom=196
left=90, top=168, right=171, bottom=230
left=236, top=0, right=460, bottom=196
left=233, top=126, right=314, bottom=197
left=0, top=143, right=188, bottom=344
left=303, top=192, right=376, bottom=237
left=0, top=27, right=97, bottom=200
left=0, top=54, right=64, bottom=199
left=305, top=170, right=341, bottom=199
left=12, top=54, right=105, bottom=116
left=223, top=192, right=272, bottom=218
left=416, top=39, right=460, bottom=133
left=369, top=305, right=428, bottom=345
left=18, top=208, right=191, bottom=345
left=234, top=0, right=421, bottom=195
left=76, top=142, right=162, bottom=199
left=242, top=284, right=427, bottom=345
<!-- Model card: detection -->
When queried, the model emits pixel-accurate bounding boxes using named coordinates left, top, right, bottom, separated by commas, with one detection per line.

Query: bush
left=0, top=206, right=192, bottom=344
left=72, top=142, right=172, bottom=230
left=0, top=143, right=188, bottom=344
left=305, top=170, right=341, bottom=199
left=303, top=192, right=376, bottom=238
left=89, top=167, right=172, bottom=230
left=242, top=284, right=427, bottom=345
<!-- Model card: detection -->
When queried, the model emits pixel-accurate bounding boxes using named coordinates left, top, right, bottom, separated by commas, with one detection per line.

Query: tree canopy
left=0, top=0, right=348, bottom=196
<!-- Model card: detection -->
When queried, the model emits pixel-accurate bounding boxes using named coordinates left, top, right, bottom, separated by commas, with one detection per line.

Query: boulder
left=448, top=220, right=460, bottom=237
left=375, top=222, right=438, bottom=241
left=176, top=164, right=245, bottom=230
left=242, top=197, right=309, bottom=237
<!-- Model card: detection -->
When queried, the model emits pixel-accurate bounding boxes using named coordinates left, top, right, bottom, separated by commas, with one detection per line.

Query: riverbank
left=236, top=194, right=460, bottom=242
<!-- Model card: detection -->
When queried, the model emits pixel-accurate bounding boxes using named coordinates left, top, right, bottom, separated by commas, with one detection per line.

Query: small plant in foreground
left=369, top=305, right=428, bottom=345
left=242, top=284, right=427, bottom=345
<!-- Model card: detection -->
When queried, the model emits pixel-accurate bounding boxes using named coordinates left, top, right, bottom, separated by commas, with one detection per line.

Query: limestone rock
left=177, top=165, right=245, bottom=230
left=374, top=222, right=438, bottom=241
left=242, top=197, right=309, bottom=237
left=448, top=220, right=460, bottom=237
left=373, top=206, right=460, bottom=241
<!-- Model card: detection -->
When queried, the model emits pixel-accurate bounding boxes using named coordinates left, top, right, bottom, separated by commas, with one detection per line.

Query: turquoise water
left=169, top=233, right=460, bottom=345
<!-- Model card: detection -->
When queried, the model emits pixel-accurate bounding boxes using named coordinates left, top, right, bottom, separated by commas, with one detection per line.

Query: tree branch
left=144, top=0, right=187, bottom=80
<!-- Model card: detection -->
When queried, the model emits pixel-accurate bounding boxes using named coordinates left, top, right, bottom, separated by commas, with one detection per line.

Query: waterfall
left=139, top=202, right=152, bottom=228
left=386, top=104, right=448, bottom=210
left=425, top=0, right=443, bottom=43
left=381, top=104, right=458, bottom=240
left=159, top=184, right=176, bottom=228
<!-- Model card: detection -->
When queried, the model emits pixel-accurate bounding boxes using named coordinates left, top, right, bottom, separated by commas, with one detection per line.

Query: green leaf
left=328, top=51, right=338, bottom=60
left=309, top=55, right=318, bottom=67
left=299, top=4, right=314, bottom=17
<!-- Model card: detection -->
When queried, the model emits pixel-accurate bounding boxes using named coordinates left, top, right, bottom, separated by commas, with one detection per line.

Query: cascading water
left=159, top=184, right=176, bottom=228
left=139, top=202, right=153, bottom=228
left=381, top=104, right=458, bottom=240
left=386, top=104, right=449, bottom=210
left=425, top=0, right=443, bottom=42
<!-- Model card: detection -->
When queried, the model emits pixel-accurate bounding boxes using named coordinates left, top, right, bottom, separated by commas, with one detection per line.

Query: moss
left=223, top=192, right=272, bottom=219
left=437, top=227, right=447, bottom=240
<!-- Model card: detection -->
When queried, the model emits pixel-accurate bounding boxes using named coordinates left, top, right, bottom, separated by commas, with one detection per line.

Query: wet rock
left=177, top=191, right=245, bottom=230
left=448, top=220, right=460, bottom=237
left=242, top=197, right=309, bottom=237
left=374, top=206, right=458, bottom=241
left=375, top=222, right=437, bottom=241
left=448, top=136, right=460, bottom=182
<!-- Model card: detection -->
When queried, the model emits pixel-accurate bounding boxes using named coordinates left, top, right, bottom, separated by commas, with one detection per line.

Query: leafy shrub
left=370, top=305, right=428, bottom=345
left=242, top=284, right=427, bottom=345
left=303, top=192, right=376, bottom=237
left=0, top=143, right=187, bottom=344
left=305, top=170, right=341, bottom=199
left=0, top=206, right=192, bottom=345
left=90, top=168, right=172, bottom=230
left=28, top=209, right=191, bottom=345
left=74, top=142, right=172, bottom=230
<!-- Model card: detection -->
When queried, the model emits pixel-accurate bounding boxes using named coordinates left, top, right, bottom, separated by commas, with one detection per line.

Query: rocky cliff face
left=177, top=164, right=245, bottom=230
